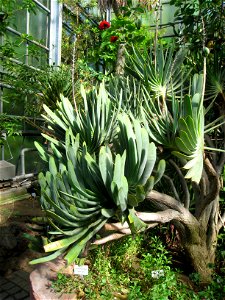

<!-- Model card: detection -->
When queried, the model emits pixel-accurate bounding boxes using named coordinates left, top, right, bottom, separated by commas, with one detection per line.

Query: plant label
left=74, top=264, right=88, bottom=276
left=151, top=270, right=164, bottom=279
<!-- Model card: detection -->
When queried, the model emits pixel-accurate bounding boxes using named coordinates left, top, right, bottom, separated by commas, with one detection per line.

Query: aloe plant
left=123, top=46, right=225, bottom=183
left=118, top=46, right=225, bottom=283
left=32, top=95, right=165, bottom=265
left=39, top=82, right=119, bottom=155
left=125, top=45, right=189, bottom=101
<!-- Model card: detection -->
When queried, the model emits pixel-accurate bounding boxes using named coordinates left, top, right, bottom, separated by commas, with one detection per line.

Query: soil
left=0, top=197, right=45, bottom=277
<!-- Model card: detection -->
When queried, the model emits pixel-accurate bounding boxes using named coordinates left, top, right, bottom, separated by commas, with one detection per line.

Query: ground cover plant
left=50, top=232, right=225, bottom=299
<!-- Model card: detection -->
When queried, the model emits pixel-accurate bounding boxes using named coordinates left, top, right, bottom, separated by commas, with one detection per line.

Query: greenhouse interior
left=0, top=0, right=225, bottom=299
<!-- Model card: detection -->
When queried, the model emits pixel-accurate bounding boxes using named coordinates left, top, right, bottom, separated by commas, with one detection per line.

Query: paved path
left=0, top=270, right=30, bottom=300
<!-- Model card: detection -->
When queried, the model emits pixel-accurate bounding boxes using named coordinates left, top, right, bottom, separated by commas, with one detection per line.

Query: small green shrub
left=50, top=234, right=203, bottom=299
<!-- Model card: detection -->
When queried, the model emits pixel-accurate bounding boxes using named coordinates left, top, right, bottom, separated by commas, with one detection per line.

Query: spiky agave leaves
left=40, top=82, right=119, bottom=155
left=32, top=115, right=165, bottom=265
left=114, top=113, right=166, bottom=206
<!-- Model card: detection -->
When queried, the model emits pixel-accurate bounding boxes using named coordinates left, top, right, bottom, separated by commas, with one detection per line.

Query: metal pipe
left=20, top=148, right=37, bottom=175
left=12, top=172, right=37, bottom=181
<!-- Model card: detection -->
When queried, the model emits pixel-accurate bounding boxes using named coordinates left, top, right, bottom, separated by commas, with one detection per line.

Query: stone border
left=29, top=257, right=77, bottom=300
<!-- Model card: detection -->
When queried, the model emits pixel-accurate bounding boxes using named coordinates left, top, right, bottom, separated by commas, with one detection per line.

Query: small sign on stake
left=151, top=269, right=164, bottom=279
left=74, top=264, right=89, bottom=276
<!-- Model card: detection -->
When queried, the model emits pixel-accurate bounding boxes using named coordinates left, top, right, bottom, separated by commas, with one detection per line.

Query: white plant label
left=74, top=264, right=89, bottom=276
left=151, top=270, right=164, bottom=279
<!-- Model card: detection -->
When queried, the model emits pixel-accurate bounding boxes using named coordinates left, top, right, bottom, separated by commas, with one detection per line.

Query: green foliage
left=50, top=233, right=225, bottom=299
left=32, top=83, right=165, bottom=265
left=50, top=234, right=202, bottom=299
left=125, top=45, right=189, bottom=100
left=124, top=46, right=225, bottom=183
left=1, top=65, right=74, bottom=115
left=62, top=2, right=154, bottom=74
left=0, top=114, right=22, bottom=145
left=40, top=82, right=118, bottom=153
left=170, top=0, right=225, bottom=70
left=98, top=13, right=153, bottom=69
left=0, top=0, right=36, bottom=34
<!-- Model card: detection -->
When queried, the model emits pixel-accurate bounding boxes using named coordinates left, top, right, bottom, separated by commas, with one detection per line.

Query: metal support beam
left=49, top=0, right=63, bottom=66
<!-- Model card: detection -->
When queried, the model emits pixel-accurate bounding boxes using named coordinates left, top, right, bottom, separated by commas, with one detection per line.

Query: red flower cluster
left=110, top=36, right=118, bottom=43
left=99, top=20, right=110, bottom=30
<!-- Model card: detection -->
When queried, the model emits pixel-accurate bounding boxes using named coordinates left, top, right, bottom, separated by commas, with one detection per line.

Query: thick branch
left=218, top=211, right=225, bottom=231
left=163, top=174, right=180, bottom=201
left=103, top=222, right=130, bottom=231
left=169, top=159, right=190, bottom=208
left=94, top=223, right=157, bottom=245
left=198, top=158, right=220, bottom=218
left=146, top=190, right=199, bottom=229
left=147, top=190, right=185, bottom=213
left=93, top=233, right=128, bottom=245
left=136, top=209, right=181, bottom=223
left=206, top=199, right=219, bottom=249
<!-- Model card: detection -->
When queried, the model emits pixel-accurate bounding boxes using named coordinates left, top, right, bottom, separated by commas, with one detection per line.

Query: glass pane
left=28, top=47, right=48, bottom=68
left=4, top=32, right=26, bottom=63
left=2, top=87, right=25, bottom=115
left=161, top=4, right=176, bottom=25
left=7, top=0, right=27, bottom=33
left=141, top=11, right=156, bottom=26
left=29, top=6, right=49, bottom=46
left=11, top=8, right=27, bottom=33
left=37, top=0, right=50, bottom=9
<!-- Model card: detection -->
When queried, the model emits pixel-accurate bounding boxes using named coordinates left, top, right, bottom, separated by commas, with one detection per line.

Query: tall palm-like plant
left=124, top=46, right=225, bottom=184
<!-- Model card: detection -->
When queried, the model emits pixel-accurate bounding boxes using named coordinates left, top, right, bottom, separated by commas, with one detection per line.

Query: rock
left=30, top=257, right=77, bottom=300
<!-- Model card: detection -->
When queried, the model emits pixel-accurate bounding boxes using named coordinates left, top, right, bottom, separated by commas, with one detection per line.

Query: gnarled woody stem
left=93, top=208, right=183, bottom=246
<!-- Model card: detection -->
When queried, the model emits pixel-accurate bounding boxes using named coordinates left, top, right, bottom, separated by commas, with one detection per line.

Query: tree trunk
left=179, top=199, right=219, bottom=284
left=183, top=239, right=216, bottom=284
left=115, top=43, right=126, bottom=75
left=146, top=185, right=221, bottom=284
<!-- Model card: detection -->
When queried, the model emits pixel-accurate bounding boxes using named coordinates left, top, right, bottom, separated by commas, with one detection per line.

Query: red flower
left=99, top=20, right=110, bottom=30
left=110, top=36, right=118, bottom=43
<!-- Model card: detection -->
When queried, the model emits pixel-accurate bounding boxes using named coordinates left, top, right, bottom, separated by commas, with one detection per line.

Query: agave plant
left=32, top=87, right=165, bottom=265
left=37, top=82, right=119, bottom=156
left=107, top=75, right=145, bottom=117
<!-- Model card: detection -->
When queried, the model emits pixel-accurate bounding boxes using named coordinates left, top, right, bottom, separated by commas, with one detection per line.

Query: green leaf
left=128, top=208, right=147, bottom=233
left=29, top=247, right=68, bottom=265
left=154, top=160, right=166, bottom=184
left=44, top=227, right=89, bottom=252
left=101, top=208, right=115, bottom=218
left=64, top=217, right=107, bottom=265
left=49, top=156, right=58, bottom=176
left=34, top=141, right=48, bottom=162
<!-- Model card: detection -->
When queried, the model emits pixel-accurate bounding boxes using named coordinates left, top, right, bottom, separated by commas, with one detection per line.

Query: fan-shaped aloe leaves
left=40, top=82, right=118, bottom=155
left=172, top=74, right=205, bottom=183
left=125, top=46, right=189, bottom=99
left=34, top=109, right=165, bottom=265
